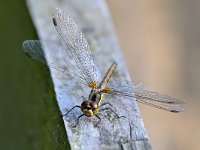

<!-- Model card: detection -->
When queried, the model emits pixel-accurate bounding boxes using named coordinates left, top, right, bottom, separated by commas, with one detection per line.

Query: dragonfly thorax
left=81, top=100, right=98, bottom=117
left=88, top=89, right=103, bottom=105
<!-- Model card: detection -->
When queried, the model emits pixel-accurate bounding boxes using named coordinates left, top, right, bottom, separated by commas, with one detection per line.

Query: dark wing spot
left=167, top=102, right=174, bottom=104
left=52, top=18, right=57, bottom=26
left=171, top=110, right=179, bottom=113
left=25, top=53, right=32, bottom=58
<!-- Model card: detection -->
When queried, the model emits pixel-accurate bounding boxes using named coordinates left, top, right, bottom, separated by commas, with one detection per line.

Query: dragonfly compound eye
left=90, top=101, right=98, bottom=110
left=90, top=101, right=98, bottom=115
left=81, top=100, right=90, bottom=108
left=81, top=100, right=93, bottom=117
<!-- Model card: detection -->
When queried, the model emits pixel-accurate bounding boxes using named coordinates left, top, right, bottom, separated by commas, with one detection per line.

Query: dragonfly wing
left=108, top=81, right=186, bottom=112
left=134, top=82, right=185, bottom=104
left=23, top=40, right=88, bottom=86
left=108, top=80, right=135, bottom=99
left=52, top=8, right=101, bottom=84
left=136, top=96, right=186, bottom=112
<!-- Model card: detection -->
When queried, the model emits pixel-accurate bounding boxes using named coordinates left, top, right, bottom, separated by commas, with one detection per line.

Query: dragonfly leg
left=94, top=115, right=101, bottom=127
left=81, top=96, right=87, bottom=101
left=99, top=107, right=126, bottom=119
left=62, top=105, right=81, bottom=117
left=101, top=102, right=113, bottom=107
left=74, top=114, right=85, bottom=127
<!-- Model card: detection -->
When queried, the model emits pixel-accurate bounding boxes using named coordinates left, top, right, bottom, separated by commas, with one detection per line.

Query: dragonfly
left=23, top=8, right=185, bottom=126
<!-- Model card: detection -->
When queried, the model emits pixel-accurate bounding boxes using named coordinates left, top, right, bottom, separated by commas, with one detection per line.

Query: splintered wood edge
left=26, top=0, right=152, bottom=149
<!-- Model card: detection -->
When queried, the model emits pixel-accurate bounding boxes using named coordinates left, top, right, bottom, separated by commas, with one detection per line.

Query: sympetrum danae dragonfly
left=23, top=8, right=185, bottom=126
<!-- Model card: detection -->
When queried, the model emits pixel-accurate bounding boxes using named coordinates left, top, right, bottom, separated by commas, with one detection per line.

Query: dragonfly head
left=81, top=100, right=98, bottom=117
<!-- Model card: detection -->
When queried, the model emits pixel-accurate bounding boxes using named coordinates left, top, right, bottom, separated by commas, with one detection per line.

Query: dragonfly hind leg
left=101, top=102, right=113, bottom=107
left=99, top=106, right=126, bottom=119
left=94, top=115, right=101, bottom=127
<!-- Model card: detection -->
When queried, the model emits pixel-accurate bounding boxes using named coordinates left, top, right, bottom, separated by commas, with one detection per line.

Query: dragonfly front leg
left=81, top=96, right=87, bottom=101
left=62, top=105, right=81, bottom=117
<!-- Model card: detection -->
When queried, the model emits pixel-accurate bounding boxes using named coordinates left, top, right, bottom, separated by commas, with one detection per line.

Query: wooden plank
left=26, top=0, right=151, bottom=149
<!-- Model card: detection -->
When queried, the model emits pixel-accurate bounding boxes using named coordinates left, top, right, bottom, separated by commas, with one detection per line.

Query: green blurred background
left=0, top=0, right=200, bottom=150
left=0, top=0, right=69, bottom=150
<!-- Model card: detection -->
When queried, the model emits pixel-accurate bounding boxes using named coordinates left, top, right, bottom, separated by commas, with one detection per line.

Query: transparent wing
left=52, top=8, right=101, bottom=83
left=108, top=81, right=186, bottom=112
left=136, top=98, right=185, bottom=113
left=23, top=40, right=88, bottom=86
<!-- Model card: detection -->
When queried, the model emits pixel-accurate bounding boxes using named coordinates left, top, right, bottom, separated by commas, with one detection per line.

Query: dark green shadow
left=0, top=0, right=70, bottom=149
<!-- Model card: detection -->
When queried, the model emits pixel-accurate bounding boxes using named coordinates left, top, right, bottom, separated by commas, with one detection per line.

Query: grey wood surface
left=26, top=0, right=152, bottom=149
